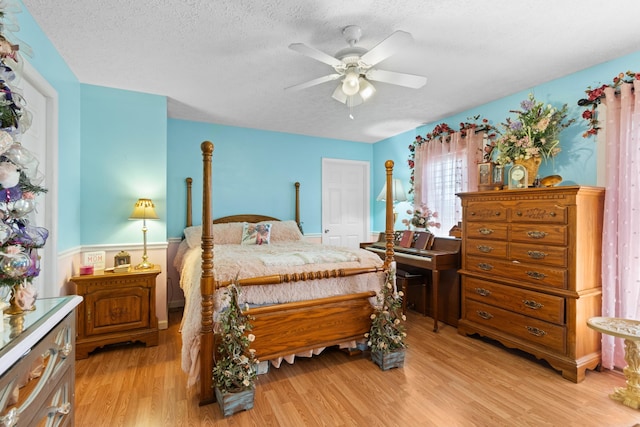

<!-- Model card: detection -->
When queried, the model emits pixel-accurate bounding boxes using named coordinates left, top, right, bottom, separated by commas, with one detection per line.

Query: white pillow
left=183, top=222, right=245, bottom=248
left=260, top=220, right=303, bottom=242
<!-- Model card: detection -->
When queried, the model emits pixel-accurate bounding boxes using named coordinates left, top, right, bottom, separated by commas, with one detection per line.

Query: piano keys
left=363, top=235, right=461, bottom=332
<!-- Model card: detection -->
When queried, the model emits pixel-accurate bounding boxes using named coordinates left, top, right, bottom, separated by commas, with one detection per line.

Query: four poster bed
left=175, top=141, right=397, bottom=405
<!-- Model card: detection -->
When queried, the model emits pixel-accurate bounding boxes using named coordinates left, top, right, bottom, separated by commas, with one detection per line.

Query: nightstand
left=70, top=267, right=160, bottom=359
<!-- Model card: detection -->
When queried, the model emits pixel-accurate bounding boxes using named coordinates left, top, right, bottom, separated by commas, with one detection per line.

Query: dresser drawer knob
left=475, top=287, right=491, bottom=297
left=477, top=245, right=493, bottom=253
left=478, top=263, right=493, bottom=271
left=478, top=227, right=494, bottom=235
left=527, top=230, right=547, bottom=239
left=60, top=343, right=72, bottom=358
left=477, top=310, right=494, bottom=320
left=523, top=299, right=544, bottom=310
left=494, top=212, right=501, bottom=216
left=526, top=271, right=546, bottom=280
left=56, top=402, right=72, bottom=415
left=526, top=326, right=547, bottom=337
left=549, top=212, right=556, bottom=217
left=516, top=211, right=522, bottom=216
left=527, top=250, right=547, bottom=259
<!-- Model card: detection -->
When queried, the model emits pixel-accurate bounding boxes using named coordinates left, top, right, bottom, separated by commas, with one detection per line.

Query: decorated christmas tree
left=0, top=4, right=48, bottom=313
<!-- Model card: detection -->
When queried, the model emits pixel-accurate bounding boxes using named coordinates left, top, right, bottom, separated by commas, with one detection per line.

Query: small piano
left=363, top=232, right=461, bottom=332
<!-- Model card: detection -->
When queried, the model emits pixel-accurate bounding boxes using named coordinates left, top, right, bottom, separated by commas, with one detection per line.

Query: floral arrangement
left=402, top=204, right=440, bottom=230
left=578, top=70, right=640, bottom=137
left=212, top=283, right=258, bottom=394
left=495, top=93, right=574, bottom=165
left=0, top=8, right=48, bottom=290
left=365, top=263, right=407, bottom=354
left=407, top=117, right=496, bottom=194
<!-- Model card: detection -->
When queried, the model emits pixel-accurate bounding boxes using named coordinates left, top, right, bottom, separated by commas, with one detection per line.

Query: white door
left=19, top=61, right=58, bottom=297
left=321, top=159, right=370, bottom=248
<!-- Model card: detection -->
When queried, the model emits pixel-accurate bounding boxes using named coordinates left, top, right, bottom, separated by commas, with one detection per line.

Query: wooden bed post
left=200, top=141, right=215, bottom=405
left=384, top=160, right=395, bottom=269
left=186, top=177, right=193, bottom=228
left=294, top=182, right=302, bottom=232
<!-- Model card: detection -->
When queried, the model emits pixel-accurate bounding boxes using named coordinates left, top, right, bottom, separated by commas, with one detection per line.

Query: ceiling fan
left=286, top=25, right=427, bottom=108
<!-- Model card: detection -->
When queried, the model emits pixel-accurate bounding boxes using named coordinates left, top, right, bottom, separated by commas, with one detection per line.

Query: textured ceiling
left=21, top=0, right=640, bottom=143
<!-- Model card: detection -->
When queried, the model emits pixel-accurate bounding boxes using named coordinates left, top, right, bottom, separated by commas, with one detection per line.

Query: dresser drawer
left=510, top=224, right=567, bottom=246
left=463, top=277, right=565, bottom=324
left=465, top=202, right=507, bottom=222
left=510, top=242, right=567, bottom=267
left=464, top=299, right=566, bottom=354
left=466, top=238, right=508, bottom=258
left=509, top=201, right=568, bottom=224
left=466, top=256, right=567, bottom=289
left=465, top=223, right=508, bottom=240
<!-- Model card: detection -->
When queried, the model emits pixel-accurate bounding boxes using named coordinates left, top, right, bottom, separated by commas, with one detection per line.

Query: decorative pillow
left=260, top=220, right=303, bottom=242
left=241, top=222, right=271, bottom=245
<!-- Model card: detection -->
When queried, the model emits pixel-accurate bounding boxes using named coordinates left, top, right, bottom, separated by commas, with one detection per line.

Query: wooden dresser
left=457, top=186, right=604, bottom=382
left=70, top=268, right=160, bottom=359
left=0, top=296, right=82, bottom=426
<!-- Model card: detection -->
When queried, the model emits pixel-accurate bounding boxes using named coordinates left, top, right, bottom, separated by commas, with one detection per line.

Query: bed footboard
left=248, top=291, right=376, bottom=361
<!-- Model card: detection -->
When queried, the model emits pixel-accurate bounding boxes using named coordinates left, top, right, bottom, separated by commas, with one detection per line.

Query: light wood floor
left=75, top=310, right=640, bottom=427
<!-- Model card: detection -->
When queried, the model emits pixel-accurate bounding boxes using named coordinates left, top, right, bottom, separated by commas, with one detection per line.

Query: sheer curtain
left=600, top=81, right=640, bottom=369
left=413, top=131, right=484, bottom=235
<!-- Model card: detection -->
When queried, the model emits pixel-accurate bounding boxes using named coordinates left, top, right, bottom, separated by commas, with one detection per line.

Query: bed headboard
left=185, top=178, right=302, bottom=231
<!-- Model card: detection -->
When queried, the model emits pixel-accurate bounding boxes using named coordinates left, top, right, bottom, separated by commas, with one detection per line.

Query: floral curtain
left=600, top=81, right=640, bottom=369
left=413, top=131, right=484, bottom=235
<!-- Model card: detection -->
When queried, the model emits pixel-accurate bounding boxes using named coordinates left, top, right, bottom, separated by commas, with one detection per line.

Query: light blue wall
left=17, top=0, right=82, bottom=251
left=372, top=50, right=640, bottom=231
left=80, top=85, right=167, bottom=245
left=167, top=119, right=374, bottom=238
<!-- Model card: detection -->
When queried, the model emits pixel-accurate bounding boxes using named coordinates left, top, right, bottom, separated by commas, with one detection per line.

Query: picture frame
left=114, top=251, right=131, bottom=266
left=508, top=164, right=528, bottom=189
left=478, top=162, right=504, bottom=191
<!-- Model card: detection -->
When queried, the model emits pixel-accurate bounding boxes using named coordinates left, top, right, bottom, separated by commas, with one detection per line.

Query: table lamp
left=129, top=198, right=159, bottom=269
left=376, top=179, right=407, bottom=225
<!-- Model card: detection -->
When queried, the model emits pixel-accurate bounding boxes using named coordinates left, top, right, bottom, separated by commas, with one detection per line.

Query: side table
left=70, top=267, right=161, bottom=359
left=587, top=316, right=640, bottom=409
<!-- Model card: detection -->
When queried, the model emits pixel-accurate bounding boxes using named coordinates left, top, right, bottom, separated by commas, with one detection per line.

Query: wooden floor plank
left=74, top=309, right=640, bottom=426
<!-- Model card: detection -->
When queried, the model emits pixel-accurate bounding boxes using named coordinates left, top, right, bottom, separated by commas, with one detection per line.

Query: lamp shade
left=129, top=198, right=159, bottom=220
left=376, top=179, right=408, bottom=202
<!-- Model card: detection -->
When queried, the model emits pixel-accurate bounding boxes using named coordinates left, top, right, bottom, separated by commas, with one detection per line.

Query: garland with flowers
left=0, top=5, right=49, bottom=292
left=578, top=70, right=640, bottom=137
left=408, top=116, right=496, bottom=194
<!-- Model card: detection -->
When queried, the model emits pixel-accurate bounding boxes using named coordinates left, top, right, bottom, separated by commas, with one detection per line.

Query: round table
left=587, top=317, right=640, bottom=409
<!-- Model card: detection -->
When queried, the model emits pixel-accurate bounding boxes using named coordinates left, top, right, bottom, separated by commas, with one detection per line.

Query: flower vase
left=514, top=157, right=541, bottom=187
left=215, top=387, right=255, bottom=417
left=371, top=349, right=405, bottom=371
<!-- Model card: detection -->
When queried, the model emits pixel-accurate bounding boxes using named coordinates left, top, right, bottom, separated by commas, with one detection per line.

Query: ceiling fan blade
left=360, top=30, right=413, bottom=66
left=289, top=43, right=343, bottom=67
left=285, top=74, right=341, bottom=91
left=365, top=69, right=427, bottom=89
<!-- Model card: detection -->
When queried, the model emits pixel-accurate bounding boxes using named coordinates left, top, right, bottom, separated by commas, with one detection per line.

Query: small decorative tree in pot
left=365, top=262, right=407, bottom=370
left=212, top=282, right=258, bottom=417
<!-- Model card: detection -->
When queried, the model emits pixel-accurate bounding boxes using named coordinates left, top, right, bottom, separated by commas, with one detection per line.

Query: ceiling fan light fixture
left=358, top=78, right=375, bottom=101
left=341, top=69, right=360, bottom=96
